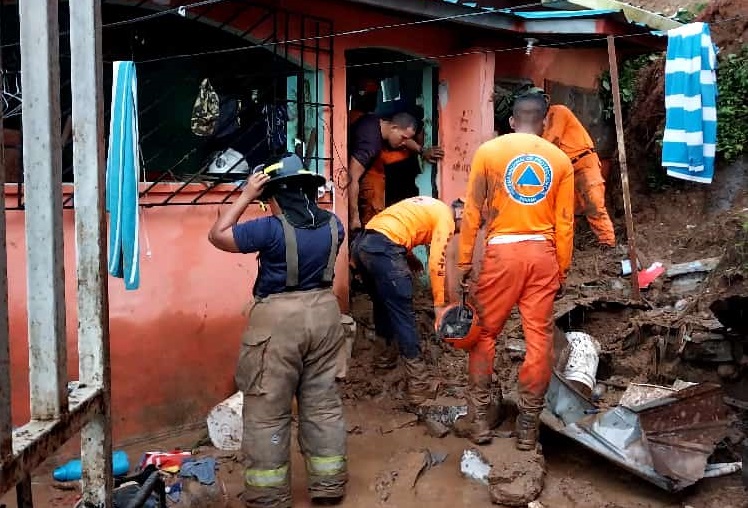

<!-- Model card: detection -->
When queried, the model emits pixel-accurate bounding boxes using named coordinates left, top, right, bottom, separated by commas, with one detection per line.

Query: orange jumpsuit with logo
left=458, top=133, right=574, bottom=408
left=543, top=104, right=615, bottom=247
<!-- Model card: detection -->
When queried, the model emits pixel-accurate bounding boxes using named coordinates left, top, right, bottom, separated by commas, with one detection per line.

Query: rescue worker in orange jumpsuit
left=528, top=87, right=615, bottom=247
left=209, top=153, right=347, bottom=507
left=458, top=93, right=575, bottom=450
left=350, top=196, right=458, bottom=407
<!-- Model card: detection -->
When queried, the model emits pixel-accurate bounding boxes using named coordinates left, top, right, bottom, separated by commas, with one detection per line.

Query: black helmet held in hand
left=253, top=153, right=326, bottom=199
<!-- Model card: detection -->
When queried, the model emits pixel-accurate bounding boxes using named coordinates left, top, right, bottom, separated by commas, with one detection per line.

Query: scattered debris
left=379, top=413, right=419, bottom=434
left=487, top=445, right=545, bottom=507
left=639, top=262, right=666, bottom=288
left=423, top=418, right=450, bottom=438
left=460, top=448, right=491, bottom=485
left=179, top=457, right=217, bottom=485
left=417, top=403, right=468, bottom=428
left=336, top=314, right=357, bottom=380
left=207, top=391, right=243, bottom=451
left=666, top=257, right=722, bottom=278
left=543, top=372, right=734, bottom=491
left=562, top=332, right=601, bottom=398
left=702, top=462, right=742, bottom=478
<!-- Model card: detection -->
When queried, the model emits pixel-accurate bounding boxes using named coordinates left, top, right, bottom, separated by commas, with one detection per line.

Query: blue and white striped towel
left=662, top=22, right=718, bottom=184
left=106, top=61, right=140, bottom=290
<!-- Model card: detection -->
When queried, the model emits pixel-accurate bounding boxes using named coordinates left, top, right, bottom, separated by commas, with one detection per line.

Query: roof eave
left=540, top=0, right=684, bottom=31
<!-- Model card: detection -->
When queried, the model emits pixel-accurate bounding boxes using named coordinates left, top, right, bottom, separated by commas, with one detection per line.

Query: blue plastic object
left=53, top=450, right=130, bottom=482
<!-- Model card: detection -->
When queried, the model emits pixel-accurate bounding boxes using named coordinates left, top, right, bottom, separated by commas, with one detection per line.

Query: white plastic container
left=207, top=391, right=244, bottom=451
left=563, top=332, right=601, bottom=396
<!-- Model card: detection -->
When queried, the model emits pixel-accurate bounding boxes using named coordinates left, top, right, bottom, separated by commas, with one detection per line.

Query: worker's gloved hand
left=422, top=146, right=445, bottom=164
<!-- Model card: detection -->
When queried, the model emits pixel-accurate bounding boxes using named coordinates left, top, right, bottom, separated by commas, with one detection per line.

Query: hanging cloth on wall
left=662, top=22, right=718, bottom=184
left=106, top=61, right=141, bottom=290
left=190, top=77, right=220, bottom=137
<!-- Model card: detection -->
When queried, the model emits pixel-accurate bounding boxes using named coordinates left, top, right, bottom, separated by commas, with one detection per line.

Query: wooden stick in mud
left=607, top=35, right=641, bottom=301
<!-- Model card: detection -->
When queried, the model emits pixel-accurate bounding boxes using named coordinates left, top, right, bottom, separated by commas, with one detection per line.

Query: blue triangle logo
left=517, top=165, right=542, bottom=186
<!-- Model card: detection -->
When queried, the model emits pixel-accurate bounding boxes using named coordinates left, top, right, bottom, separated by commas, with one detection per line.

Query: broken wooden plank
left=607, top=35, right=641, bottom=302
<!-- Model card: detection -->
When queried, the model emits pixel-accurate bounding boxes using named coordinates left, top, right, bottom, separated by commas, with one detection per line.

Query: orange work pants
left=358, top=149, right=410, bottom=226
left=359, top=164, right=385, bottom=226
left=468, top=241, right=560, bottom=408
left=574, top=154, right=615, bottom=247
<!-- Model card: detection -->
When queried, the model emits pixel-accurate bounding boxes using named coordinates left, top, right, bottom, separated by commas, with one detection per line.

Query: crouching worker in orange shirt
left=351, top=196, right=459, bottom=408
left=457, top=93, right=574, bottom=450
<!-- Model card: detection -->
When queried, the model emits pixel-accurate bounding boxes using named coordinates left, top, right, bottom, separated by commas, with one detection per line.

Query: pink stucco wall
left=437, top=51, right=497, bottom=205
left=6, top=0, right=619, bottom=444
left=6, top=185, right=341, bottom=441
left=495, top=46, right=610, bottom=92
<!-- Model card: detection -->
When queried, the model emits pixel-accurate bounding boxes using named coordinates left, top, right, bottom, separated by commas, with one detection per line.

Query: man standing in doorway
left=350, top=196, right=458, bottom=407
left=347, top=111, right=419, bottom=231
left=458, top=93, right=574, bottom=450
left=208, top=153, right=347, bottom=507
left=524, top=86, right=615, bottom=247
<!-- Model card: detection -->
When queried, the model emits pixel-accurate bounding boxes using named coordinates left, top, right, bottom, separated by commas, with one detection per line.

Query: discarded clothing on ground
left=178, top=457, right=217, bottom=485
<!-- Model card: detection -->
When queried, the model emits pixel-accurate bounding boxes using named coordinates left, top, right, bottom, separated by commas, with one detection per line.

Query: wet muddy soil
left=4, top=398, right=745, bottom=508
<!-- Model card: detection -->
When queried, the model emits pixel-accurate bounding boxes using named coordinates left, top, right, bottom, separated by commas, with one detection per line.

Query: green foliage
left=598, top=44, right=748, bottom=164
left=716, top=45, right=748, bottom=163
left=598, top=54, right=655, bottom=121
left=671, top=3, right=708, bottom=24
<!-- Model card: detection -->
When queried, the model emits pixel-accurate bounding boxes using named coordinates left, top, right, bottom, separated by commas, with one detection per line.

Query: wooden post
left=607, top=35, right=641, bottom=301
left=69, top=1, right=113, bottom=505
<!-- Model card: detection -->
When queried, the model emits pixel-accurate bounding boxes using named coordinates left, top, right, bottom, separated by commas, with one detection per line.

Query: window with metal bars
left=1, top=1, right=334, bottom=210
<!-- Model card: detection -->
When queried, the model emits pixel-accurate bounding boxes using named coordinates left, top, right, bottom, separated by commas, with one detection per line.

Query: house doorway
left=345, top=48, right=439, bottom=201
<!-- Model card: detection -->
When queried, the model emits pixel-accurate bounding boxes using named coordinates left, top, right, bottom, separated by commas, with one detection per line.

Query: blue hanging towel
left=662, top=22, right=718, bottom=184
left=106, top=61, right=140, bottom=290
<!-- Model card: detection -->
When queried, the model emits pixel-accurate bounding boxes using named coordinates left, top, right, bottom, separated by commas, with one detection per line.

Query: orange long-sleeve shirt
left=366, top=196, right=455, bottom=307
left=542, top=104, right=596, bottom=163
left=458, top=132, right=575, bottom=281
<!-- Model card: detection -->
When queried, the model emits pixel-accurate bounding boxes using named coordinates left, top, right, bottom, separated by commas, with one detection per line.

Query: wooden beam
left=69, top=0, right=113, bottom=505
left=607, top=35, right=640, bottom=301
left=0, top=387, right=103, bottom=496
left=20, top=0, right=68, bottom=421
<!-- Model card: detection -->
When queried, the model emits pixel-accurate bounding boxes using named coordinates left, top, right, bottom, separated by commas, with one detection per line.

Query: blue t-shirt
left=232, top=214, right=345, bottom=297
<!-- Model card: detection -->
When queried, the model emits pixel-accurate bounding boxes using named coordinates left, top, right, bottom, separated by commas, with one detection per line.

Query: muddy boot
left=515, top=409, right=541, bottom=451
left=374, top=340, right=399, bottom=370
left=402, top=356, right=437, bottom=408
left=454, top=374, right=504, bottom=445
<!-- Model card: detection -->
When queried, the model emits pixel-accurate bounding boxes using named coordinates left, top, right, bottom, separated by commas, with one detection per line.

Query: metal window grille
left=2, top=1, right=334, bottom=210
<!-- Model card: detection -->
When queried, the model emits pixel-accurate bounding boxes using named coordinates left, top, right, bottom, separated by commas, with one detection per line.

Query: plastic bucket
left=207, top=391, right=243, bottom=451
left=562, top=332, right=601, bottom=395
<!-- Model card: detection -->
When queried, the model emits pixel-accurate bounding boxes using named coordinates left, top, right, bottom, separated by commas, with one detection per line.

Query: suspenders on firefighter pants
left=236, top=216, right=348, bottom=508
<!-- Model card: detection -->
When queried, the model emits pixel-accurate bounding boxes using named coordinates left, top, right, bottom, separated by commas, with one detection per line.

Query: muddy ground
left=4, top=184, right=746, bottom=507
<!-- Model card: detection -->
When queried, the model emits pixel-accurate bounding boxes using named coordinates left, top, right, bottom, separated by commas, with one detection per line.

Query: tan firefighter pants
left=236, top=288, right=348, bottom=508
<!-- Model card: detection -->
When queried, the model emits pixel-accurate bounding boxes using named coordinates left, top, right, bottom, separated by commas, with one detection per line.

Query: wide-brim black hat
left=255, top=153, right=326, bottom=197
